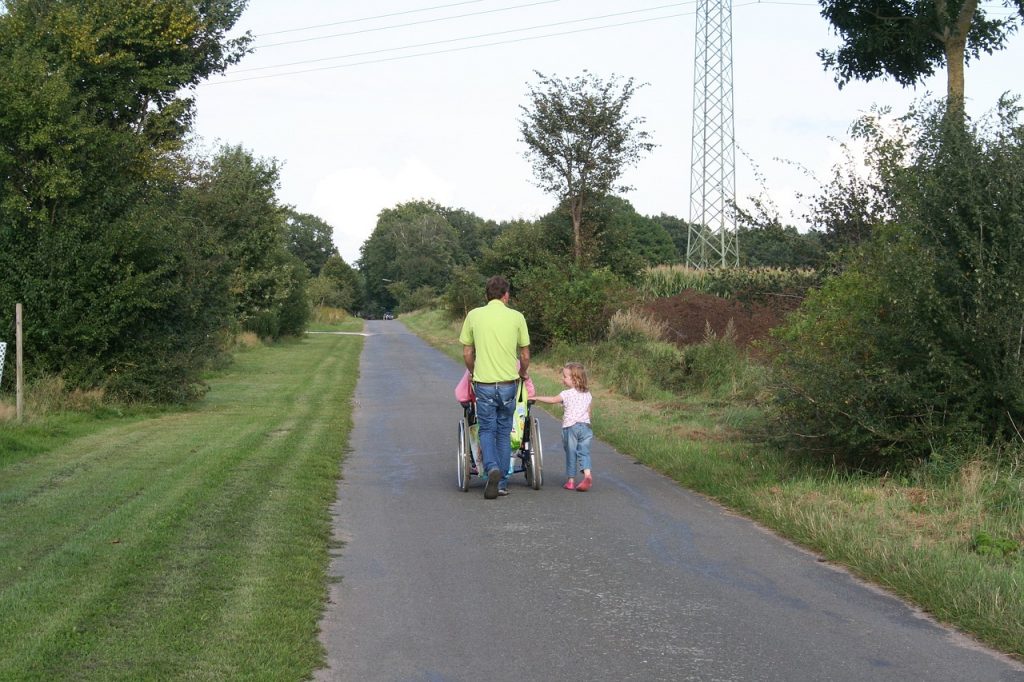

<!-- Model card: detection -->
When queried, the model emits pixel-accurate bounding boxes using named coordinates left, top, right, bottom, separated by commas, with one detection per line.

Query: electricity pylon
left=687, top=0, right=739, bottom=268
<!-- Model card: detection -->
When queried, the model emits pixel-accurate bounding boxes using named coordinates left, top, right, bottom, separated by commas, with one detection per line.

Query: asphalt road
left=316, top=320, right=1023, bottom=682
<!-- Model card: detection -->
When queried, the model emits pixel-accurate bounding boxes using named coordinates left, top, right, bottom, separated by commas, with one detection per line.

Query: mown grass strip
left=401, top=308, right=1024, bottom=659
left=0, top=325, right=362, bottom=680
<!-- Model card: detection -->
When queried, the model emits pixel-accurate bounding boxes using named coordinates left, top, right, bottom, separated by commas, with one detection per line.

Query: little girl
left=533, top=362, right=594, bottom=491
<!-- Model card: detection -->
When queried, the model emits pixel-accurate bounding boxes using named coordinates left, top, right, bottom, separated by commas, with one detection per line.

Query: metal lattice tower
left=687, top=0, right=739, bottom=268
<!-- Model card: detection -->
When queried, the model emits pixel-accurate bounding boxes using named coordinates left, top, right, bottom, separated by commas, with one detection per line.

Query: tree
left=771, top=100, right=1024, bottom=462
left=0, top=0, right=249, bottom=401
left=651, top=213, right=691, bottom=262
left=733, top=198, right=827, bottom=268
left=534, top=196, right=676, bottom=280
left=320, top=254, right=364, bottom=312
left=357, top=201, right=460, bottom=312
left=817, top=0, right=1023, bottom=117
left=437, top=205, right=498, bottom=265
left=284, top=209, right=339, bottom=276
left=519, top=70, right=656, bottom=264
left=187, top=145, right=308, bottom=339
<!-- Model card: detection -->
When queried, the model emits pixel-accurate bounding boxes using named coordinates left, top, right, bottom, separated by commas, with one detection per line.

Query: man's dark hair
left=485, top=275, right=510, bottom=301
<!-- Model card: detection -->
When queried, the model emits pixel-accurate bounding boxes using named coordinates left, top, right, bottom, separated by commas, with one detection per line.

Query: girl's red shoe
left=576, top=475, right=592, bottom=492
left=562, top=480, right=575, bottom=490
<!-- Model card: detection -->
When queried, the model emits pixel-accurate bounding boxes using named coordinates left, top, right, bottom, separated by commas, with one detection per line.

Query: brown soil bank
left=641, top=289, right=802, bottom=350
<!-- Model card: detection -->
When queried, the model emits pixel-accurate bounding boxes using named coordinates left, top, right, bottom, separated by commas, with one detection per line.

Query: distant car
left=382, top=311, right=395, bottom=320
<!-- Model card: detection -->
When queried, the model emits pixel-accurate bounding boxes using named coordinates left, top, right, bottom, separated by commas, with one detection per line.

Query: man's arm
left=463, top=345, right=475, bottom=374
left=518, top=346, right=530, bottom=379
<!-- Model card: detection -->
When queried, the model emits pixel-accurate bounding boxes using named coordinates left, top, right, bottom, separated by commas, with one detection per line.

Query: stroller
left=456, top=375, right=543, bottom=492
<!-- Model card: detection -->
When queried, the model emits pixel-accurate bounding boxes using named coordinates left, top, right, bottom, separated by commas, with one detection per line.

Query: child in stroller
left=454, top=369, right=544, bottom=491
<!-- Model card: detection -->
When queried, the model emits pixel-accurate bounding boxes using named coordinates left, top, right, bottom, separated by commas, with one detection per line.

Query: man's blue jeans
left=474, top=381, right=518, bottom=486
left=562, top=422, right=593, bottom=477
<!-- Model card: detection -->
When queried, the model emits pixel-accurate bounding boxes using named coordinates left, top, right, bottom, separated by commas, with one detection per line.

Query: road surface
left=316, top=320, right=1022, bottom=682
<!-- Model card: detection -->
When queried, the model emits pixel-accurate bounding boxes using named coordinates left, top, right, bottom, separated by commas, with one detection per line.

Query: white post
left=16, top=303, right=24, bottom=421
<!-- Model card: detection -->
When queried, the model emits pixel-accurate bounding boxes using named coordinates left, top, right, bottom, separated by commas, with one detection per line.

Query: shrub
left=311, top=307, right=349, bottom=325
left=769, top=101, right=1024, bottom=464
left=396, top=285, right=438, bottom=314
left=515, top=264, right=634, bottom=348
left=444, top=267, right=485, bottom=321
left=607, top=309, right=668, bottom=344
left=681, top=322, right=763, bottom=400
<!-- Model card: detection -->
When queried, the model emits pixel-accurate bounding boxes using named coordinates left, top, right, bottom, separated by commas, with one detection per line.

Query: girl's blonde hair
left=564, top=362, right=588, bottom=392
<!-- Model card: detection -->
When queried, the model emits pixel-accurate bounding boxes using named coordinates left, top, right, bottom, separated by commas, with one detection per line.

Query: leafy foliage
left=0, top=0, right=249, bottom=402
left=284, top=209, right=339, bottom=276
left=186, top=145, right=309, bottom=339
left=771, top=101, right=1024, bottom=462
left=817, top=0, right=1023, bottom=113
left=514, top=264, right=634, bottom=348
left=317, top=254, right=363, bottom=312
left=443, top=266, right=486, bottom=321
left=519, top=70, right=656, bottom=263
left=358, top=200, right=463, bottom=314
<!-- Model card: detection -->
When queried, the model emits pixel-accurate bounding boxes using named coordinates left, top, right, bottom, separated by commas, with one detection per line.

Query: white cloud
left=311, top=159, right=455, bottom=265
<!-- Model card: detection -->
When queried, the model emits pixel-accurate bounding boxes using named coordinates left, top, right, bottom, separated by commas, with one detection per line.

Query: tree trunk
left=939, top=0, right=978, bottom=121
left=945, top=39, right=967, bottom=120
left=570, top=196, right=584, bottom=264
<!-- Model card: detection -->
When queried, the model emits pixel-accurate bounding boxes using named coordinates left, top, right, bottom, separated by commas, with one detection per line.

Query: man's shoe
left=562, top=480, right=576, bottom=490
left=484, top=468, right=501, bottom=499
left=497, top=487, right=510, bottom=497
left=576, top=475, right=592, bottom=492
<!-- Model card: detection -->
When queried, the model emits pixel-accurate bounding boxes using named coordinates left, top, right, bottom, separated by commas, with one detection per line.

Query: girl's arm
left=532, top=395, right=563, bottom=404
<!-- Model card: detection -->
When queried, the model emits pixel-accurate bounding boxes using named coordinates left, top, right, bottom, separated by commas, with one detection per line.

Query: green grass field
left=402, top=307, right=1024, bottom=660
left=0, top=323, right=362, bottom=680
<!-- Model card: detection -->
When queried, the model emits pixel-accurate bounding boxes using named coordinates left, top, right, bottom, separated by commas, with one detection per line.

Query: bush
left=770, top=101, right=1024, bottom=464
left=549, top=338, right=685, bottom=401
left=395, top=285, right=438, bottom=314
left=515, top=264, right=634, bottom=348
left=444, top=267, right=485, bottom=321
left=681, top=322, right=764, bottom=400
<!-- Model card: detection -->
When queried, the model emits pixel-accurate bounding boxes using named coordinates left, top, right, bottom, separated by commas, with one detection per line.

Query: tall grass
left=639, top=264, right=822, bottom=300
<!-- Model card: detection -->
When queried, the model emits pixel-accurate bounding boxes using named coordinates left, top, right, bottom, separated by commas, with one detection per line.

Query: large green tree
left=0, top=0, right=249, bottom=401
left=357, top=201, right=460, bottom=313
left=818, top=0, right=1023, bottom=117
left=519, top=70, right=656, bottom=264
left=284, top=208, right=339, bottom=276
left=186, top=145, right=308, bottom=339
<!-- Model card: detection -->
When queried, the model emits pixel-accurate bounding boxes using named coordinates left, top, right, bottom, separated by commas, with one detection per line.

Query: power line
left=234, top=2, right=699, bottom=74
left=207, top=0, right=836, bottom=86
left=255, top=0, right=489, bottom=37
left=209, top=11, right=694, bottom=84
left=254, top=0, right=564, bottom=49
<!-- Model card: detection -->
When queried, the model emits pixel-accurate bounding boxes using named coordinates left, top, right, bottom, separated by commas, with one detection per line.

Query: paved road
left=316, top=320, right=1023, bottom=682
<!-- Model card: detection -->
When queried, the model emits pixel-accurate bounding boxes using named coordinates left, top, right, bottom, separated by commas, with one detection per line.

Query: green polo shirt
left=459, top=299, right=530, bottom=383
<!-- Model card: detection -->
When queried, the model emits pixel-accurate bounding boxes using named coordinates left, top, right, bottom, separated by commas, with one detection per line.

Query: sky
left=192, top=0, right=1024, bottom=264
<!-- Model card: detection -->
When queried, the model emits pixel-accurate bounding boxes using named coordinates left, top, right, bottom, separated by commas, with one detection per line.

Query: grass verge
left=401, top=307, right=1024, bottom=659
left=0, top=319, right=363, bottom=680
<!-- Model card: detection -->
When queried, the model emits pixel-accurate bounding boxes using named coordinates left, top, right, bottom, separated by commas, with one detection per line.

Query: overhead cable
left=254, top=0, right=564, bottom=49
left=235, top=1, right=698, bottom=74
left=211, top=11, right=692, bottom=84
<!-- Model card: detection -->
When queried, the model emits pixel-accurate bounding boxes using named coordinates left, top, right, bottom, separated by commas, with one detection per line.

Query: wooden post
left=16, top=303, right=24, bottom=421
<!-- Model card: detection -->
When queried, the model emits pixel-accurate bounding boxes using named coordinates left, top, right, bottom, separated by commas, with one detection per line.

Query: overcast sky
left=192, top=0, right=1023, bottom=264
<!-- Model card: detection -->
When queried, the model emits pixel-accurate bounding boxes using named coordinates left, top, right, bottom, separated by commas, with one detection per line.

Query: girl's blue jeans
left=561, top=422, right=593, bottom=478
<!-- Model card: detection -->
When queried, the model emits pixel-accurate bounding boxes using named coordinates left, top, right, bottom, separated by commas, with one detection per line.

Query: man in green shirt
left=459, top=276, right=531, bottom=499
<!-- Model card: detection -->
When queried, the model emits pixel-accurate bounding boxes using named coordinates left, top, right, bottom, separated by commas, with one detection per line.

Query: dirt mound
left=641, top=290, right=798, bottom=349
